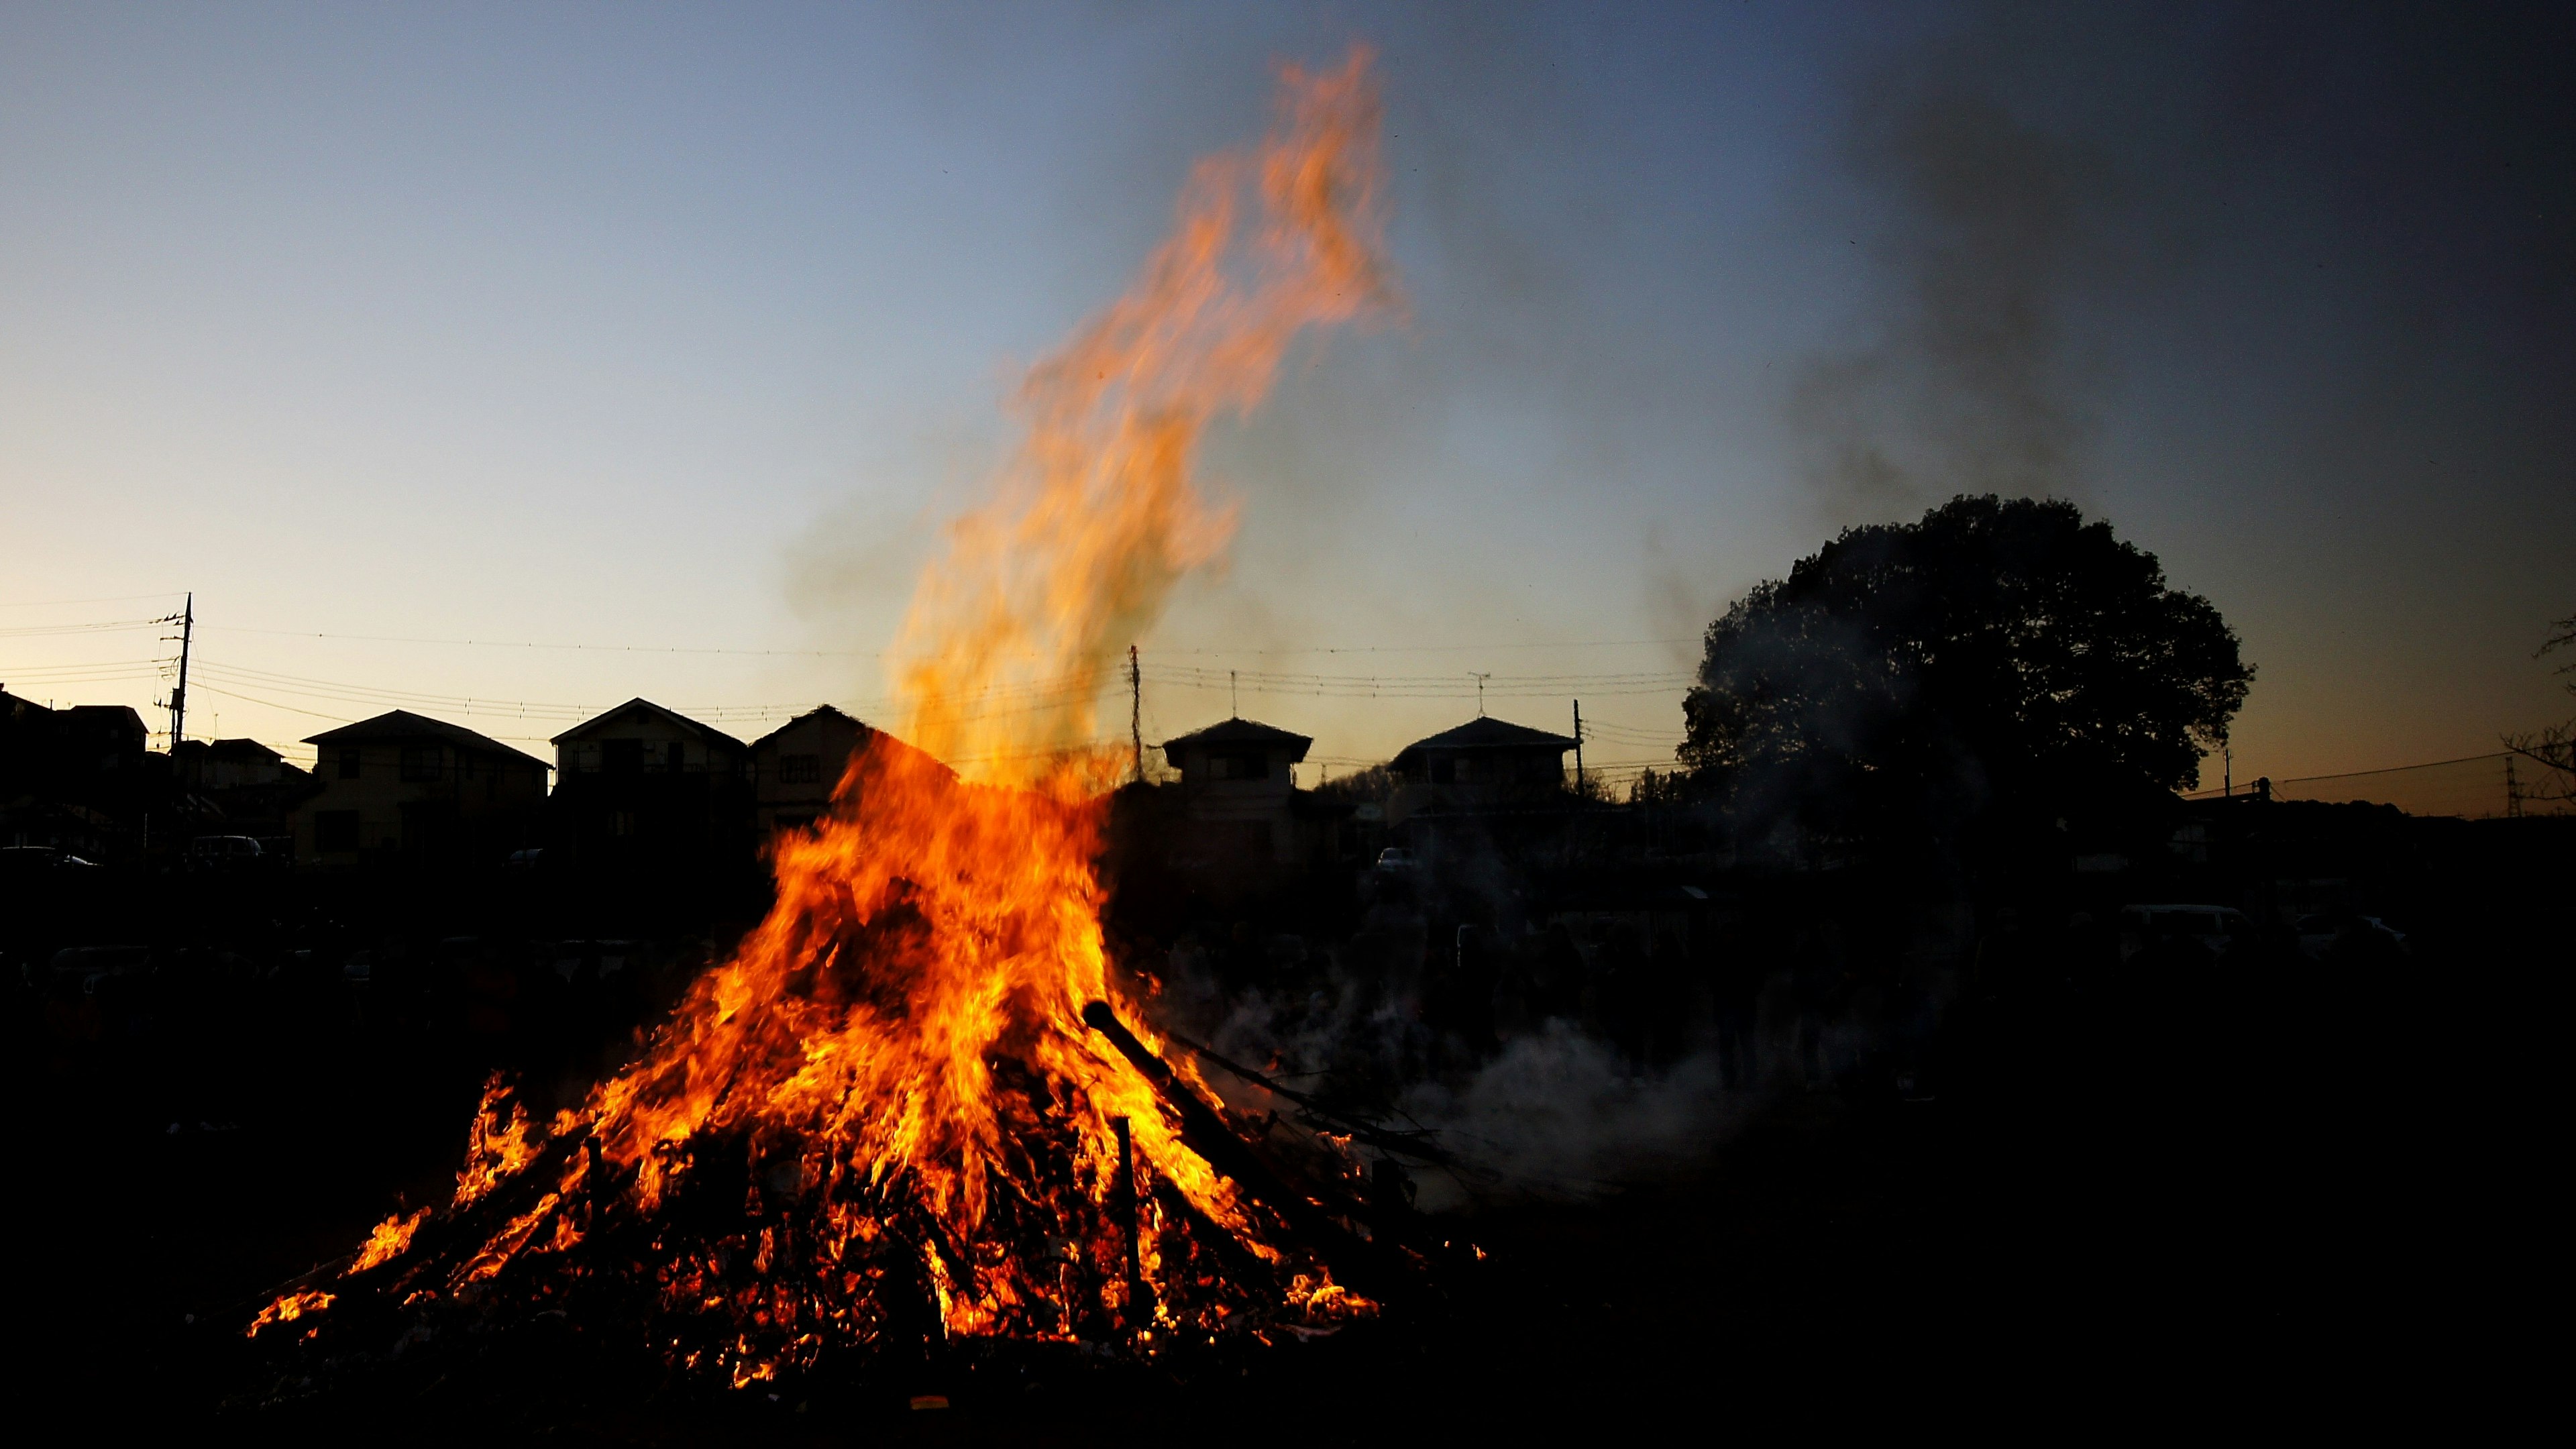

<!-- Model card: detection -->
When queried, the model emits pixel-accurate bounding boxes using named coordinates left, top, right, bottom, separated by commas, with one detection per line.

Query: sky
left=3, top=1, right=2569, bottom=802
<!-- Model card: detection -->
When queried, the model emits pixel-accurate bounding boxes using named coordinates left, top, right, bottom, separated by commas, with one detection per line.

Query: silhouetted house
left=172, top=737, right=315, bottom=849
left=551, top=699, right=753, bottom=867
left=1, top=688, right=156, bottom=856
left=1, top=690, right=150, bottom=796
left=292, top=711, right=549, bottom=865
left=1157, top=717, right=1356, bottom=869
left=750, top=706, right=873, bottom=839
left=1389, top=715, right=1579, bottom=823
left=174, top=737, right=295, bottom=790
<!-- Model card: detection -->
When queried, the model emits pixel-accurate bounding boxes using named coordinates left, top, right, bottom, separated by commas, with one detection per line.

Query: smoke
left=1794, top=46, right=2105, bottom=521
left=1393, top=1027, right=1746, bottom=1210
left=1149, top=920, right=1760, bottom=1212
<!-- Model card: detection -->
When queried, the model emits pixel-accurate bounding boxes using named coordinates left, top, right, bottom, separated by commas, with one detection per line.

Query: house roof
left=748, top=704, right=873, bottom=753
left=305, top=710, right=551, bottom=769
left=549, top=698, right=747, bottom=752
left=1392, top=715, right=1579, bottom=770
left=1160, top=717, right=1313, bottom=767
left=206, top=737, right=284, bottom=764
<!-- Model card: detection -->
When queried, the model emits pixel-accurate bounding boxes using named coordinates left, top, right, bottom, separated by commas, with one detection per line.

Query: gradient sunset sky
left=4, top=3, right=2569, bottom=796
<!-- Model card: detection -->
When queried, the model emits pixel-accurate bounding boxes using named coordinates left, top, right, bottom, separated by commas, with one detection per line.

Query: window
left=665, top=741, right=685, bottom=772
left=338, top=747, right=362, bottom=780
left=603, top=739, right=643, bottom=775
left=315, top=811, right=360, bottom=853
left=460, top=753, right=477, bottom=780
left=399, top=746, right=441, bottom=782
left=1212, top=752, right=1268, bottom=782
left=780, top=753, right=821, bottom=785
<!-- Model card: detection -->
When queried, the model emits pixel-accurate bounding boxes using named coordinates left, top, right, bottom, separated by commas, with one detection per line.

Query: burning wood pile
left=244, top=49, right=1438, bottom=1398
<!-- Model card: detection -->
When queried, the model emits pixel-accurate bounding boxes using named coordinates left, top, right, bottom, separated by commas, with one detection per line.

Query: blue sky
left=3, top=2, right=2568, bottom=794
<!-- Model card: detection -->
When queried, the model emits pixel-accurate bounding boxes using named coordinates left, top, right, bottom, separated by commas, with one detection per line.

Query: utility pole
left=168, top=591, right=194, bottom=749
left=2223, top=745, right=2232, bottom=798
left=1230, top=669, right=1238, bottom=719
left=2506, top=756, right=2524, bottom=818
left=1572, top=699, right=1586, bottom=799
left=1128, top=645, right=1144, bottom=784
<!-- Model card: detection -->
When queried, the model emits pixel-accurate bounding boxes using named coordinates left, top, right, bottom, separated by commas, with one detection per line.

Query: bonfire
left=248, top=49, right=1429, bottom=1390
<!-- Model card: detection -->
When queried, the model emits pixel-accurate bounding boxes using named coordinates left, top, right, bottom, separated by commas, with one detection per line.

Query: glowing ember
left=247, top=1289, right=334, bottom=1338
left=254, top=48, right=1399, bottom=1383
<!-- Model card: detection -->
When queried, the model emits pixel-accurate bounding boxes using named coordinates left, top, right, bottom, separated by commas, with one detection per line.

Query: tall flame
left=261, top=48, right=1397, bottom=1376
left=894, top=46, right=1391, bottom=777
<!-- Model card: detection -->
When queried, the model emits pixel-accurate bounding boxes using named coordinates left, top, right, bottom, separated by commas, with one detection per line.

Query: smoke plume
left=1794, top=53, right=2102, bottom=519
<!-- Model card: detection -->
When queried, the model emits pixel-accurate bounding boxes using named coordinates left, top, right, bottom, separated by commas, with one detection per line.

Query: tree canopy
left=1680, top=496, right=2251, bottom=857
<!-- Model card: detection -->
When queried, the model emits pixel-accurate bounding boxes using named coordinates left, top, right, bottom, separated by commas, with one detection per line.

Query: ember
left=250, top=48, right=1405, bottom=1387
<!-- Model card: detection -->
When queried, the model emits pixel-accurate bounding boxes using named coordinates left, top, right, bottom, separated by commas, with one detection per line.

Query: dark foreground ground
left=15, top=928, right=2509, bottom=1442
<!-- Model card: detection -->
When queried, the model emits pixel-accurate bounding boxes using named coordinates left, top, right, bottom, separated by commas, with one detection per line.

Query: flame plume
left=897, top=48, right=1391, bottom=776
left=254, top=50, right=1395, bottom=1383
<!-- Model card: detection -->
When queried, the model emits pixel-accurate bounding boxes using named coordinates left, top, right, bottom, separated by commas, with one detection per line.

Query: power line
left=195, top=623, right=1697, bottom=659
left=0, top=591, right=187, bottom=608
left=0, top=617, right=176, bottom=637
left=201, top=624, right=873, bottom=657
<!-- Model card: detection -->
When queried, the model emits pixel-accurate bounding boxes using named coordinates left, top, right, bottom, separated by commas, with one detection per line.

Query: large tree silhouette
left=1680, top=496, right=2251, bottom=861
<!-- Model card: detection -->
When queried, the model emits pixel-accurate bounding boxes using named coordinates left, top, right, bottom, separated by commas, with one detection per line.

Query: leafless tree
left=2502, top=612, right=2576, bottom=806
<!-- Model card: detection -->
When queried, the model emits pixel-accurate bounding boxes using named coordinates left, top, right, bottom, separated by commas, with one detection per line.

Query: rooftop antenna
left=1469, top=672, right=1491, bottom=716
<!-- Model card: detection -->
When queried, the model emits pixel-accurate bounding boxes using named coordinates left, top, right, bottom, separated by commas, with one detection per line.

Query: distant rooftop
left=1161, top=717, right=1313, bottom=767
left=306, top=710, right=549, bottom=769
left=1392, top=715, right=1579, bottom=772
left=550, top=698, right=747, bottom=752
left=748, top=704, right=873, bottom=753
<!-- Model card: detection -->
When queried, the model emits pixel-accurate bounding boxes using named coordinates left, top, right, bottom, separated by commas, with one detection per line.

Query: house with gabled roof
left=1149, top=716, right=1363, bottom=871
left=549, top=698, right=753, bottom=867
left=1389, top=714, right=1580, bottom=827
left=292, top=710, right=549, bottom=864
left=749, top=705, right=873, bottom=839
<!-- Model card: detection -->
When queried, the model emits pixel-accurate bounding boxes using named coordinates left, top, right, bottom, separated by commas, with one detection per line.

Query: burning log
left=1083, top=1002, right=1413, bottom=1299
left=1166, top=1030, right=1459, bottom=1169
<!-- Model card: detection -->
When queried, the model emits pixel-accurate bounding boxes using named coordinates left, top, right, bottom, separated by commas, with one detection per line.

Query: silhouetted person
left=1790, top=922, right=1849, bottom=1090
left=1712, top=943, right=1762, bottom=1090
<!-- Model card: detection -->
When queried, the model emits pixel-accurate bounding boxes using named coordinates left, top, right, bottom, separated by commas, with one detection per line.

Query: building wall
left=1391, top=747, right=1570, bottom=826
left=556, top=717, right=747, bottom=778
left=1174, top=745, right=1300, bottom=862
left=752, top=714, right=869, bottom=837
left=292, top=741, right=545, bottom=864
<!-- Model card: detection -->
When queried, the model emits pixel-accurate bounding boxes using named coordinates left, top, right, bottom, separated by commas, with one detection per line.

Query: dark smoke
left=1794, top=52, right=2105, bottom=521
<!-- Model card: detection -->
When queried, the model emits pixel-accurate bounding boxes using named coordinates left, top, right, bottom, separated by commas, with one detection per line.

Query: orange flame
left=348, top=1208, right=429, bottom=1275
left=262, top=46, right=1395, bottom=1370
left=894, top=46, right=1391, bottom=777
left=247, top=1289, right=333, bottom=1338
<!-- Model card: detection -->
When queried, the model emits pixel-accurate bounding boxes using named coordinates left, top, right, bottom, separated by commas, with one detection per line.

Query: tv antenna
left=1469, top=672, right=1491, bottom=716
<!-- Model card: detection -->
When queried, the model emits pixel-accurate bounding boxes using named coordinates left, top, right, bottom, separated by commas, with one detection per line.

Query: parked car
left=49, top=945, right=154, bottom=991
left=184, top=835, right=266, bottom=871
left=2295, top=914, right=2410, bottom=962
left=2117, top=904, right=2249, bottom=963
left=0, top=846, right=103, bottom=874
left=1373, top=847, right=1421, bottom=874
